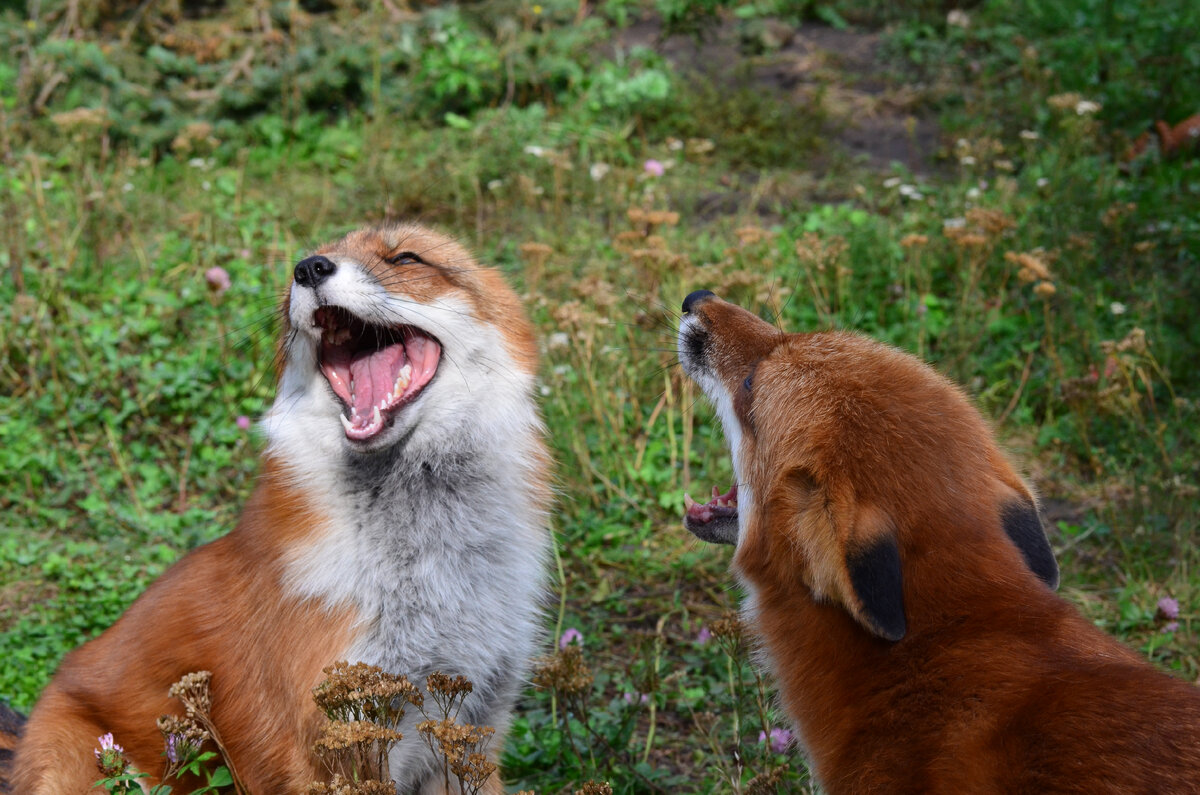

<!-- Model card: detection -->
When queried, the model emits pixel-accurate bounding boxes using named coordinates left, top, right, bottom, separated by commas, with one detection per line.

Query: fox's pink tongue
left=320, top=327, right=442, bottom=440
left=349, top=345, right=407, bottom=422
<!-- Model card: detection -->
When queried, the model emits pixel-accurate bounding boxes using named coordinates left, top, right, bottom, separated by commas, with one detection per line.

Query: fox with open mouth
left=10, top=223, right=551, bottom=794
left=678, top=290, right=1200, bottom=793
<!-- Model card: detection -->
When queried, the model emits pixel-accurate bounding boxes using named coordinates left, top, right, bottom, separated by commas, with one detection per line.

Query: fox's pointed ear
left=842, top=505, right=907, bottom=641
left=1001, top=499, right=1059, bottom=589
left=784, top=474, right=906, bottom=642
left=846, top=532, right=906, bottom=641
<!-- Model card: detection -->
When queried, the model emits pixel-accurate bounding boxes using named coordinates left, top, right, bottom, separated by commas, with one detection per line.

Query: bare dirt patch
left=612, top=17, right=941, bottom=174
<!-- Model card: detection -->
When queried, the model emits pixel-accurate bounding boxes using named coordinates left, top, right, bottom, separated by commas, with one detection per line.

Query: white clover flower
left=1036, top=177, right=1049, bottom=188
left=589, top=162, right=611, bottom=181
left=1019, top=130, right=1040, bottom=141
left=523, top=145, right=546, bottom=158
left=943, top=217, right=967, bottom=229
left=947, top=10, right=971, bottom=28
left=960, top=155, right=977, bottom=166
left=1075, top=100, right=1101, bottom=115
left=1110, top=302, right=1127, bottom=315
left=967, top=187, right=981, bottom=199
left=883, top=177, right=903, bottom=188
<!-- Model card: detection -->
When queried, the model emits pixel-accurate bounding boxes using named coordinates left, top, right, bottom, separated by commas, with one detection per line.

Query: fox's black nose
left=294, top=255, right=337, bottom=288
left=682, top=290, right=716, bottom=314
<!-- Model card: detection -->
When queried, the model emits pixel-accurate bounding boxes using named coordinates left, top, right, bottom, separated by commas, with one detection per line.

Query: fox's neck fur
left=744, top=533, right=1193, bottom=794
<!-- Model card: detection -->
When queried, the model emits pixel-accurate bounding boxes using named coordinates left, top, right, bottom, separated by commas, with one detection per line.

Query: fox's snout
left=678, top=290, right=781, bottom=390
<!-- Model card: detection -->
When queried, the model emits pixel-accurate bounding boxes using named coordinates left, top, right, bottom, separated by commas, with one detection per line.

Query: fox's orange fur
left=9, top=223, right=550, bottom=794
left=678, top=292, right=1200, bottom=793
left=14, top=466, right=357, bottom=793
left=1124, top=112, right=1200, bottom=161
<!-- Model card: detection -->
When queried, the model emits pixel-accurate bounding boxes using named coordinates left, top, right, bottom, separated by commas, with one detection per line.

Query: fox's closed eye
left=387, top=251, right=423, bottom=265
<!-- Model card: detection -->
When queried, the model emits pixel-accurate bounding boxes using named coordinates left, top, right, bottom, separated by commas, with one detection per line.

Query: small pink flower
left=205, top=266, right=231, bottom=295
left=1162, top=621, right=1180, bottom=634
left=96, top=733, right=122, bottom=754
left=759, top=727, right=793, bottom=753
left=623, top=691, right=649, bottom=705
left=696, top=626, right=712, bottom=645
left=1158, top=597, right=1180, bottom=620
left=94, top=732, right=127, bottom=776
left=236, top=415, right=251, bottom=431
left=643, top=159, right=665, bottom=177
left=559, top=627, right=583, bottom=649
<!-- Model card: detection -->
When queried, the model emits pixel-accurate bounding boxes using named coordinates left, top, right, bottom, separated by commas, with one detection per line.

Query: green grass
left=1, top=0, right=1197, bottom=792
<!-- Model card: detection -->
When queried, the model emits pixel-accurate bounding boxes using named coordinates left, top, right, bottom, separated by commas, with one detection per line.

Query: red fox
left=8, top=223, right=551, bottom=794
left=1124, top=113, right=1200, bottom=161
left=678, top=290, right=1200, bottom=793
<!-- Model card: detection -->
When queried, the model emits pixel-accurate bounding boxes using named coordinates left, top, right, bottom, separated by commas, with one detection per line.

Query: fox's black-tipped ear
left=1001, top=500, right=1059, bottom=589
left=846, top=534, right=907, bottom=641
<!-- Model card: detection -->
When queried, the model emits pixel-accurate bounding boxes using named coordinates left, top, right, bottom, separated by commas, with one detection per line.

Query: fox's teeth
left=684, top=493, right=696, bottom=510
left=711, top=485, right=721, bottom=499
left=340, top=414, right=354, bottom=433
left=372, top=405, right=382, bottom=426
left=393, top=363, right=412, bottom=398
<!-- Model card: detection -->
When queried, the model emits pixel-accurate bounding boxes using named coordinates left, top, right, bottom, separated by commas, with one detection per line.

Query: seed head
left=168, top=671, right=213, bottom=719
left=533, top=645, right=594, bottom=697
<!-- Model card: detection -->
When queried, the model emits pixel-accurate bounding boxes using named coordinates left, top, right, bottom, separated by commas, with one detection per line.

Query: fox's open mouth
left=683, top=482, right=739, bottom=545
left=314, top=306, right=441, bottom=441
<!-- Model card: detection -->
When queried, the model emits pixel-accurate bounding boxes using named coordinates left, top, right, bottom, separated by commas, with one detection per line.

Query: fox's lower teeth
left=340, top=414, right=354, bottom=433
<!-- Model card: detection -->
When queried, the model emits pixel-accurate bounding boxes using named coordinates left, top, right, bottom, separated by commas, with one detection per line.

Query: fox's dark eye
left=387, top=251, right=423, bottom=265
left=743, top=375, right=753, bottom=391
